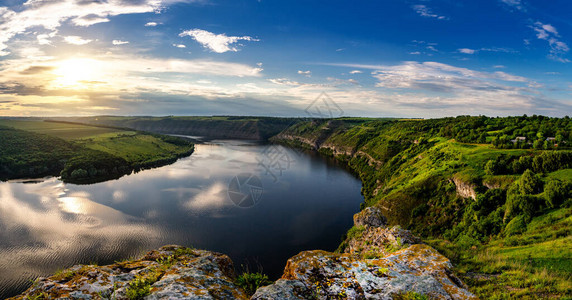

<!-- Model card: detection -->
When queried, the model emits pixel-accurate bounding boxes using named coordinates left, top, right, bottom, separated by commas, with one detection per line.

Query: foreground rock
left=253, top=207, right=476, bottom=300
left=12, top=208, right=476, bottom=300
left=253, top=244, right=477, bottom=300
left=10, top=245, right=248, bottom=300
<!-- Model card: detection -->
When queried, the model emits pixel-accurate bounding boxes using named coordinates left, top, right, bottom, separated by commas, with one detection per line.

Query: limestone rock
left=345, top=225, right=422, bottom=257
left=354, top=206, right=387, bottom=227
left=9, top=245, right=248, bottom=300
left=268, top=244, right=477, bottom=300
left=250, top=279, right=312, bottom=300
left=451, top=177, right=477, bottom=200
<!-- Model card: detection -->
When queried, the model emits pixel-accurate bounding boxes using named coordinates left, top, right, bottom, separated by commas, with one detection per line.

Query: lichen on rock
left=256, top=244, right=476, bottom=300
left=9, top=245, right=248, bottom=300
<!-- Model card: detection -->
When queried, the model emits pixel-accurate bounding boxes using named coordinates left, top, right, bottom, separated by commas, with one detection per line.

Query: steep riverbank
left=270, top=117, right=572, bottom=298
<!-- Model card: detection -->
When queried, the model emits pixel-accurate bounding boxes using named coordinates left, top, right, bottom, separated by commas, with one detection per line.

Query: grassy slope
left=0, top=120, right=194, bottom=182
left=273, top=117, right=572, bottom=299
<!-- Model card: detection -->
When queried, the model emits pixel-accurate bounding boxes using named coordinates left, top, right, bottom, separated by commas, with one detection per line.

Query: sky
left=0, top=0, right=571, bottom=118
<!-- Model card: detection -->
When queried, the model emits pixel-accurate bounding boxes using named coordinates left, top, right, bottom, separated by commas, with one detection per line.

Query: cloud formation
left=112, top=40, right=129, bottom=45
left=500, top=0, right=524, bottom=11
left=458, top=48, right=476, bottom=54
left=64, top=35, right=93, bottom=45
left=0, top=0, right=197, bottom=56
left=179, top=29, right=259, bottom=53
left=412, top=4, right=448, bottom=20
left=531, top=22, right=569, bottom=62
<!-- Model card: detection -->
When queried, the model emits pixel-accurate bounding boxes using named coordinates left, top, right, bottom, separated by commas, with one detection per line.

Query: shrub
left=545, top=179, right=571, bottom=208
left=504, top=215, right=528, bottom=236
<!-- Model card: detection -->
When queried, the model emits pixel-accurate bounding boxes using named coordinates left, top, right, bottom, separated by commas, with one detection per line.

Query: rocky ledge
left=12, top=208, right=476, bottom=300
left=10, top=246, right=249, bottom=300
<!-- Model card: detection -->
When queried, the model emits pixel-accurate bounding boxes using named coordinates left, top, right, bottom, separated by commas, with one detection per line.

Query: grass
left=76, top=133, right=188, bottom=166
left=0, top=120, right=121, bottom=140
left=428, top=207, right=572, bottom=299
left=235, top=272, right=272, bottom=296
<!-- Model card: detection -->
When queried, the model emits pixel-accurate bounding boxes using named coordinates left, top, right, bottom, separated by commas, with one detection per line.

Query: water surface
left=0, top=140, right=362, bottom=298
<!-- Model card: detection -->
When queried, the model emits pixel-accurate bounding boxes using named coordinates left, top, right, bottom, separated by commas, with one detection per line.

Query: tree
left=545, top=179, right=570, bottom=208
left=519, top=169, right=543, bottom=195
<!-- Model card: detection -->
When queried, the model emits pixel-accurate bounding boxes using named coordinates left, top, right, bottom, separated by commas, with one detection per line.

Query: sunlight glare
left=52, top=58, right=104, bottom=88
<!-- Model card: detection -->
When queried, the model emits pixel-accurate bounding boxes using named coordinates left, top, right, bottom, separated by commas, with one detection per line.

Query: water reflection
left=0, top=141, right=362, bottom=298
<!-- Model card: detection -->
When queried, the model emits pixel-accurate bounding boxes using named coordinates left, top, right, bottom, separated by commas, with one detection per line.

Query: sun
left=52, top=58, right=104, bottom=88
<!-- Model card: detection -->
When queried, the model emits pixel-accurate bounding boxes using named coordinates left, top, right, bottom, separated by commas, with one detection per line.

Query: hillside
left=52, top=116, right=300, bottom=140
left=271, top=115, right=572, bottom=299
left=0, top=120, right=194, bottom=183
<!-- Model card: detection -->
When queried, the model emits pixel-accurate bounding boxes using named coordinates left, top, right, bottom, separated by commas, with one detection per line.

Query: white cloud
left=179, top=29, right=259, bottom=53
left=426, top=45, right=438, bottom=52
left=112, top=40, right=129, bottom=45
left=458, top=48, right=476, bottom=54
left=500, top=0, right=524, bottom=11
left=64, top=35, right=92, bottom=45
left=349, top=70, right=362, bottom=74
left=531, top=22, right=570, bottom=62
left=298, top=70, right=311, bottom=77
left=0, top=0, right=195, bottom=55
left=172, top=43, right=186, bottom=48
left=145, top=22, right=158, bottom=27
left=409, top=51, right=421, bottom=55
left=37, top=31, right=57, bottom=45
left=412, top=4, right=448, bottom=20
left=493, top=65, right=506, bottom=68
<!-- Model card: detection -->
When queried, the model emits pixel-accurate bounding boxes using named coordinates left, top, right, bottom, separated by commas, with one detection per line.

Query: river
left=0, top=140, right=363, bottom=298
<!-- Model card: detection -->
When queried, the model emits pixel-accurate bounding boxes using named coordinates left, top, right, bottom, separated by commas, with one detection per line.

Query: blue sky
left=0, top=0, right=570, bottom=117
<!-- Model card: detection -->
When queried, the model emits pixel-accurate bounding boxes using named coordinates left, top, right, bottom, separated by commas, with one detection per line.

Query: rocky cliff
left=12, top=209, right=476, bottom=300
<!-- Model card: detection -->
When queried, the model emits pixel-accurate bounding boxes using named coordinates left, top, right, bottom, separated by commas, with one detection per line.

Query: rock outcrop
left=253, top=207, right=476, bottom=300
left=10, top=245, right=248, bottom=300
left=451, top=177, right=477, bottom=200
left=253, top=245, right=476, bottom=300
left=354, top=206, right=388, bottom=227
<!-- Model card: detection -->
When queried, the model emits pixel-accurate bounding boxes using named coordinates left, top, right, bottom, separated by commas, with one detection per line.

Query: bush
left=545, top=179, right=571, bottom=208
left=235, top=272, right=272, bottom=296
left=455, top=234, right=480, bottom=250
left=504, top=215, right=528, bottom=236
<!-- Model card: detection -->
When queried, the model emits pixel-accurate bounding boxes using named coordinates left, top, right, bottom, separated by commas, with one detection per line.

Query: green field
left=0, top=120, right=124, bottom=140
left=0, top=120, right=194, bottom=183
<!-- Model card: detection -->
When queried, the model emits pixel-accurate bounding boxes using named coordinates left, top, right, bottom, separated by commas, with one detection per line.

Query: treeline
left=437, top=115, right=571, bottom=149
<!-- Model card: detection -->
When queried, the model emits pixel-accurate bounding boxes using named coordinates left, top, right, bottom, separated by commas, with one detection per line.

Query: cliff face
left=12, top=211, right=476, bottom=300
left=451, top=177, right=477, bottom=200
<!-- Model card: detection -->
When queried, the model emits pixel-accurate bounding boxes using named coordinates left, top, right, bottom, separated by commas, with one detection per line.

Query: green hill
left=271, top=115, right=572, bottom=299
left=0, top=120, right=194, bottom=183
